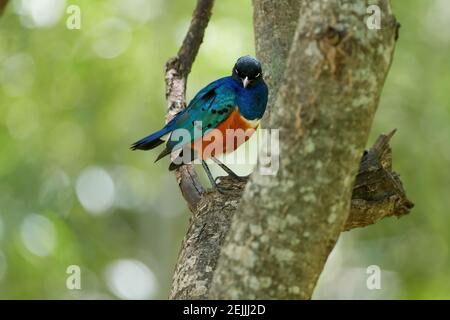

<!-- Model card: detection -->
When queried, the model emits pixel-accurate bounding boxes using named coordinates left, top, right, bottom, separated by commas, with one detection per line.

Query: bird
left=131, top=55, right=268, bottom=191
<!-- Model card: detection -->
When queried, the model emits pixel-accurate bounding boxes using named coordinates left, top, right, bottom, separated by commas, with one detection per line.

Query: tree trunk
left=169, top=0, right=410, bottom=300
left=209, top=0, right=399, bottom=300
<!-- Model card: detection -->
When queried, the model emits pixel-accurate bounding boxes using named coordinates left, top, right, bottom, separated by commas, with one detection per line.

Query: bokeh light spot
left=116, top=0, right=164, bottom=24
left=6, top=99, right=40, bottom=141
left=13, top=0, right=67, bottom=28
left=91, top=18, right=132, bottom=59
left=0, top=53, right=35, bottom=97
left=39, top=169, right=73, bottom=217
left=424, top=0, right=450, bottom=44
left=20, top=214, right=57, bottom=257
left=105, top=259, right=158, bottom=300
left=76, top=167, right=115, bottom=215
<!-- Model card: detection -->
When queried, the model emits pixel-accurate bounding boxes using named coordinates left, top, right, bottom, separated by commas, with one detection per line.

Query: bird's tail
left=130, top=126, right=171, bottom=151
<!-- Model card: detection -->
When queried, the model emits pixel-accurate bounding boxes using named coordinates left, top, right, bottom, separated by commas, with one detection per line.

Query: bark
left=344, top=130, right=413, bottom=231
left=0, top=0, right=8, bottom=17
left=168, top=0, right=412, bottom=300
left=252, top=0, right=301, bottom=123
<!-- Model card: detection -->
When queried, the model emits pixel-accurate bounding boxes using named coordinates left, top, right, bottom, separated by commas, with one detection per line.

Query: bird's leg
left=211, top=156, right=249, bottom=182
left=201, top=160, right=228, bottom=193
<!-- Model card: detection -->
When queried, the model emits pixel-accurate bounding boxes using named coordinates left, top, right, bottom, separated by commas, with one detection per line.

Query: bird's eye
left=255, top=73, right=261, bottom=78
left=235, top=68, right=240, bottom=75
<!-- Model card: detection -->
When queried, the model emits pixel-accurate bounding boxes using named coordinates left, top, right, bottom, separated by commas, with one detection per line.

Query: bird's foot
left=210, top=157, right=250, bottom=183
left=215, top=174, right=249, bottom=184
left=229, top=173, right=250, bottom=182
left=212, top=175, right=249, bottom=194
left=210, top=178, right=235, bottom=194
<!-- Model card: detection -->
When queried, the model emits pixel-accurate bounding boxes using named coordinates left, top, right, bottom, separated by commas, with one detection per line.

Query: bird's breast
left=238, top=114, right=260, bottom=129
left=233, top=107, right=260, bottom=131
left=191, top=106, right=259, bottom=159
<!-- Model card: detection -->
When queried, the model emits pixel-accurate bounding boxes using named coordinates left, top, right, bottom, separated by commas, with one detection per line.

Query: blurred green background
left=0, top=0, right=448, bottom=299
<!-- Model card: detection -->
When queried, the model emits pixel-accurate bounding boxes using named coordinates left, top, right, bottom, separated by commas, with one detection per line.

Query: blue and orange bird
left=131, top=56, right=268, bottom=190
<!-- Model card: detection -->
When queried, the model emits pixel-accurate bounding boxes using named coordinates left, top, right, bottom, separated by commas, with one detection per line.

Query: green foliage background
left=0, top=0, right=449, bottom=299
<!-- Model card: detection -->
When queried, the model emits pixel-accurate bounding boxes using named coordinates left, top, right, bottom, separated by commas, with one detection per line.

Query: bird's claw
left=211, top=183, right=234, bottom=194
left=229, top=174, right=249, bottom=182
left=215, top=174, right=248, bottom=184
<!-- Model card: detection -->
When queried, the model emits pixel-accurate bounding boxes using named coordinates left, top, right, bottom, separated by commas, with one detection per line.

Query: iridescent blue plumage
left=131, top=56, right=268, bottom=168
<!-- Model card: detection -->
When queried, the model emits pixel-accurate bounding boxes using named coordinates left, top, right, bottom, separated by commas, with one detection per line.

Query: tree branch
left=164, top=0, right=214, bottom=211
left=344, top=130, right=413, bottom=231
left=0, top=0, right=8, bottom=17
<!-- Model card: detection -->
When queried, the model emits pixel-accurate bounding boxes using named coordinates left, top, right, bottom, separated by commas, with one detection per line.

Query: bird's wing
left=165, top=80, right=237, bottom=152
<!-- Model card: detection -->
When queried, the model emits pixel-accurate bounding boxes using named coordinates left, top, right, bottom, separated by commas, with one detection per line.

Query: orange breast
left=191, top=107, right=259, bottom=160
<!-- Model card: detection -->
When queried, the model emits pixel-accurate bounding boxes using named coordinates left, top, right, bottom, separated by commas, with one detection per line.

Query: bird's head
left=232, top=56, right=263, bottom=89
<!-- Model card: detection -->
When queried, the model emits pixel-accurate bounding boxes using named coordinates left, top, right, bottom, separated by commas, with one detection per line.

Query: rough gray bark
left=168, top=0, right=412, bottom=300
left=252, top=0, right=301, bottom=123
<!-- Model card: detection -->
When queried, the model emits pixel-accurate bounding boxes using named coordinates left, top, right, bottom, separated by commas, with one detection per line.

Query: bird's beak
left=242, top=76, right=249, bottom=88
